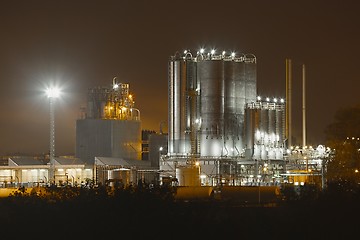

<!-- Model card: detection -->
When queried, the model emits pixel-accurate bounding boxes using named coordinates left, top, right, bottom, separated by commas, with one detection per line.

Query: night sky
left=0, top=0, right=359, bottom=156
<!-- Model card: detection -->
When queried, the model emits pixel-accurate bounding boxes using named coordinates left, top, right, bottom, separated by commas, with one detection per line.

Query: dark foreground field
left=0, top=185, right=358, bottom=239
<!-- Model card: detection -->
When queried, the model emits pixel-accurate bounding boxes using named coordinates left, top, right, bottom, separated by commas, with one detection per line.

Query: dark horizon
left=0, top=0, right=359, bottom=156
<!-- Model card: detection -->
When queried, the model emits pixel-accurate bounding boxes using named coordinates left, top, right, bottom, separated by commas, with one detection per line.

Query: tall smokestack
left=302, top=64, right=306, bottom=148
left=285, top=58, right=292, bottom=149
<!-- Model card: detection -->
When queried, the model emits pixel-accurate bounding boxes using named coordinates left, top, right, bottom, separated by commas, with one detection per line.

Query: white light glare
left=46, top=87, right=60, bottom=98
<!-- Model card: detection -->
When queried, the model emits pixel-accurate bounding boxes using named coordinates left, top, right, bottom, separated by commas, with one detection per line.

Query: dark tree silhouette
left=324, top=105, right=360, bottom=184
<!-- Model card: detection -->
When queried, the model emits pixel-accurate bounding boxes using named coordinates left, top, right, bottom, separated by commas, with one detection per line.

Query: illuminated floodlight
left=222, top=51, right=226, bottom=55
left=257, top=96, right=261, bottom=101
left=46, top=87, right=60, bottom=98
left=210, top=49, right=215, bottom=55
left=46, top=85, right=62, bottom=185
left=113, top=83, right=119, bottom=89
left=231, top=52, right=235, bottom=57
left=200, top=48, right=205, bottom=54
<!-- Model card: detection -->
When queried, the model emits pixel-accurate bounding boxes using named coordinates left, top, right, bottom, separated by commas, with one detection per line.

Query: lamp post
left=46, top=87, right=60, bottom=185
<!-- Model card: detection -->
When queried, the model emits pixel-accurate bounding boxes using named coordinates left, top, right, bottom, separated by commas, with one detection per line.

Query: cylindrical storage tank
left=244, top=107, right=256, bottom=159
left=185, top=61, right=198, bottom=155
left=174, top=186, right=214, bottom=201
left=260, top=144, right=267, bottom=160
left=268, top=108, right=276, bottom=137
left=223, top=61, right=237, bottom=137
left=176, top=165, right=201, bottom=186
left=268, top=147, right=276, bottom=159
left=275, top=147, right=283, bottom=159
left=168, top=58, right=190, bottom=155
left=168, top=59, right=176, bottom=154
left=224, top=60, right=245, bottom=156
left=260, top=108, right=269, bottom=136
left=275, top=108, right=285, bottom=146
left=198, top=60, right=224, bottom=157
left=244, top=55, right=257, bottom=104
left=234, top=60, right=246, bottom=119
left=253, top=144, right=261, bottom=159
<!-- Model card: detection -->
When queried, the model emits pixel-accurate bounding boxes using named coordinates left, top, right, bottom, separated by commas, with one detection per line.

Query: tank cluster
left=168, top=48, right=258, bottom=158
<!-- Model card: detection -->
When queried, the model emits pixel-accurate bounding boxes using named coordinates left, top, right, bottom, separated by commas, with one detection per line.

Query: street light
left=46, top=87, right=60, bottom=185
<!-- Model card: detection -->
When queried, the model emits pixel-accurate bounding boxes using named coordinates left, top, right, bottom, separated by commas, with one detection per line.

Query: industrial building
left=76, top=77, right=142, bottom=165
left=75, top=77, right=159, bottom=186
left=0, top=156, right=92, bottom=188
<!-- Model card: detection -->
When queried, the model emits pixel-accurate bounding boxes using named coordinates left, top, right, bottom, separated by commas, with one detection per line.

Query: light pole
left=46, top=87, right=60, bottom=185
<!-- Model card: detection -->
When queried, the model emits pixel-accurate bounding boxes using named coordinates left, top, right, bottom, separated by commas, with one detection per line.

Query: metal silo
left=244, top=107, right=256, bottom=159
left=168, top=57, right=176, bottom=154
left=168, top=56, right=189, bottom=155
left=198, top=59, right=224, bottom=157
left=223, top=60, right=246, bottom=157
left=223, top=61, right=236, bottom=144
left=276, top=105, right=285, bottom=146
left=269, top=107, right=276, bottom=137
left=260, top=108, right=269, bottom=135
left=244, top=54, right=257, bottom=104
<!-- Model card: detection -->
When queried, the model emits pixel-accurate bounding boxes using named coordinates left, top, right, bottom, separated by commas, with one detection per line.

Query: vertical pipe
left=302, top=64, right=306, bottom=148
left=285, top=59, right=292, bottom=149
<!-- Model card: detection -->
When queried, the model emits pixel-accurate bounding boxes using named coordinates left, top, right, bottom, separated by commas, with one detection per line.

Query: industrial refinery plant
left=159, top=49, right=330, bottom=188
left=0, top=48, right=331, bottom=192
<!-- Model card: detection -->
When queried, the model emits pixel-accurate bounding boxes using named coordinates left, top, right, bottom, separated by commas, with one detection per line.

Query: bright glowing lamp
left=46, top=87, right=60, bottom=98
